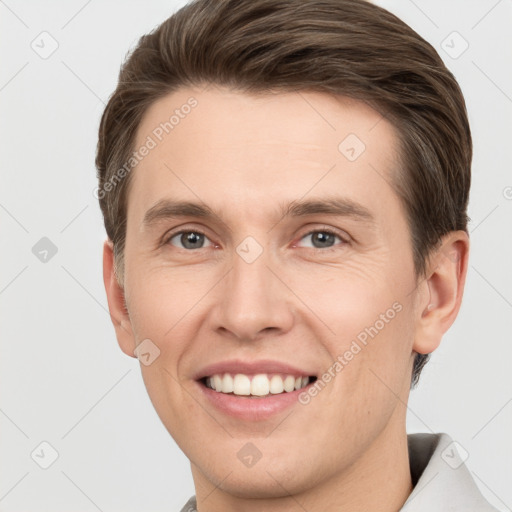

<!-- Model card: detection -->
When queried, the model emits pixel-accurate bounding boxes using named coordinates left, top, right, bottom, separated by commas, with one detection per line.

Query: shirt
left=179, top=432, right=500, bottom=511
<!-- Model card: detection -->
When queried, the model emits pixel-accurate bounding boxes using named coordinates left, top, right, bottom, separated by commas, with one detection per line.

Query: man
left=95, top=0, right=498, bottom=510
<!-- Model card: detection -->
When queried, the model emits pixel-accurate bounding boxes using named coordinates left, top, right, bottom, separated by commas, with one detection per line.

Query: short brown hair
left=95, top=0, right=472, bottom=387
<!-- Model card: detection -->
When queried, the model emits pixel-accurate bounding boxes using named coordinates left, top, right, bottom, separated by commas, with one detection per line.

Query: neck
left=191, top=417, right=413, bottom=512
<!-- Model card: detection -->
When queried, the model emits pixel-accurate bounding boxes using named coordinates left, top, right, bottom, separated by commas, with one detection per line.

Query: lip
left=192, top=359, right=318, bottom=421
left=195, top=378, right=316, bottom=421
left=193, top=359, right=317, bottom=381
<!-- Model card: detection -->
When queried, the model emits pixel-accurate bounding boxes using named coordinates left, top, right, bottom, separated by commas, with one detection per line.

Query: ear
left=102, top=239, right=137, bottom=358
left=413, top=231, right=470, bottom=355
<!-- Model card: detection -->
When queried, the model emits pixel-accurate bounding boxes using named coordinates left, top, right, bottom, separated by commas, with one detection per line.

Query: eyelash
left=297, top=227, right=349, bottom=250
left=162, top=227, right=349, bottom=251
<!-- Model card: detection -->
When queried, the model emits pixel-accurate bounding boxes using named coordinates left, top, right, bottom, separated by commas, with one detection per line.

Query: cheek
left=303, top=264, right=415, bottom=402
left=125, top=263, right=211, bottom=341
left=313, top=306, right=415, bottom=455
left=327, top=298, right=415, bottom=423
left=288, top=257, right=405, bottom=337
left=124, top=271, right=207, bottom=418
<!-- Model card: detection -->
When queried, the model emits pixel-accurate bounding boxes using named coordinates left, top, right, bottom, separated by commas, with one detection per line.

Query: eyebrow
left=142, top=196, right=375, bottom=229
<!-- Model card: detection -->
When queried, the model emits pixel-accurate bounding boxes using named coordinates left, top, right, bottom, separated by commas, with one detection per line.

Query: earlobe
left=102, top=240, right=137, bottom=358
left=413, top=231, right=470, bottom=355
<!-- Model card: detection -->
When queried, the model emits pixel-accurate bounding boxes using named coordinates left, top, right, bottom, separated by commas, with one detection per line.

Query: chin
left=208, top=472, right=308, bottom=500
left=193, top=451, right=325, bottom=500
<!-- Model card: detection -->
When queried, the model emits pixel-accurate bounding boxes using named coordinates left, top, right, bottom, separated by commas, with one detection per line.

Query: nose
left=212, top=246, right=295, bottom=342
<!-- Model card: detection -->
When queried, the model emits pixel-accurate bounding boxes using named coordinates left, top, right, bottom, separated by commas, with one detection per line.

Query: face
left=113, top=86, right=430, bottom=497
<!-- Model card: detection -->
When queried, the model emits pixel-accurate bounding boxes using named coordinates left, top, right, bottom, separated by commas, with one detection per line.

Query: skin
left=103, top=85, right=469, bottom=512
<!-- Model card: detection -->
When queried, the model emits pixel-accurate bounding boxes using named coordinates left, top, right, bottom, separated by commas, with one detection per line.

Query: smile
left=203, top=373, right=316, bottom=397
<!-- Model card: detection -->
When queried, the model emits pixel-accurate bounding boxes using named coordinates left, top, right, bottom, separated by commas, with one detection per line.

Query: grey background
left=1, top=0, right=511, bottom=510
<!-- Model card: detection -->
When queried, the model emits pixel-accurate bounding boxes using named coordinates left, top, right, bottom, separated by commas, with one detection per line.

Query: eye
left=297, top=229, right=347, bottom=249
left=164, top=228, right=346, bottom=251
left=166, top=230, right=214, bottom=250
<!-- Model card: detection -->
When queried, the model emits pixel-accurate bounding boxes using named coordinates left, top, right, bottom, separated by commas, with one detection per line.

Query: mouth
left=199, top=372, right=318, bottom=398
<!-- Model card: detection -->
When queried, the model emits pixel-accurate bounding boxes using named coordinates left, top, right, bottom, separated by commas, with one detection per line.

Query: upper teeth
left=206, top=373, right=310, bottom=396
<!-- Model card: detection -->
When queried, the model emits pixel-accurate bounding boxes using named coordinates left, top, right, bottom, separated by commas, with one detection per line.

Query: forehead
left=128, top=86, right=401, bottom=227
left=135, top=85, right=393, bottom=159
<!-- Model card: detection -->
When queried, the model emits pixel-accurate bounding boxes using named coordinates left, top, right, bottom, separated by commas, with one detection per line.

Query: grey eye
left=169, top=231, right=213, bottom=250
left=298, top=230, right=343, bottom=249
